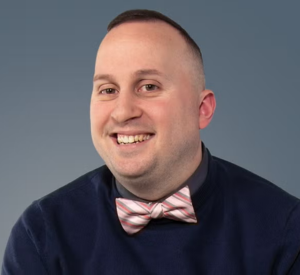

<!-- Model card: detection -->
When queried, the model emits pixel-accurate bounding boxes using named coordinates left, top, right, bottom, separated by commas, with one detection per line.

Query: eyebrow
left=93, top=74, right=115, bottom=82
left=93, top=69, right=165, bottom=82
left=134, top=69, right=164, bottom=78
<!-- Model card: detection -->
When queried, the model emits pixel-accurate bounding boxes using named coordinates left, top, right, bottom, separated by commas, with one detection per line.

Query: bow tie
left=116, top=186, right=197, bottom=235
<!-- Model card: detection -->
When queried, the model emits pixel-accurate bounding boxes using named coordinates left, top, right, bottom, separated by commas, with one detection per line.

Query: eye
left=99, top=88, right=117, bottom=94
left=140, top=84, right=158, bottom=92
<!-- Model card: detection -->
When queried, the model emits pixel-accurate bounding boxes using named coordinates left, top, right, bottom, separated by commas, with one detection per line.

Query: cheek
left=146, top=101, right=174, bottom=127
left=145, top=100, right=187, bottom=142
left=90, top=102, right=110, bottom=131
left=153, top=96, right=197, bottom=121
left=167, top=96, right=199, bottom=132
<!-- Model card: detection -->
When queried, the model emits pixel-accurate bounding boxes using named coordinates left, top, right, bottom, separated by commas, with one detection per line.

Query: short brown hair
left=107, top=9, right=203, bottom=64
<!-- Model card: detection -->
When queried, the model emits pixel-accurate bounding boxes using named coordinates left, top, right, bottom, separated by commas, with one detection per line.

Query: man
left=2, top=9, right=300, bottom=275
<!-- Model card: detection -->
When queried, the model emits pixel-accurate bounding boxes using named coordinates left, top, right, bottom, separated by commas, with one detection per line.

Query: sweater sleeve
left=1, top=202, right=49, bottom=275
left=288, top=253, right=300, bottom=275
left=276, top=201, right=300, bottom=274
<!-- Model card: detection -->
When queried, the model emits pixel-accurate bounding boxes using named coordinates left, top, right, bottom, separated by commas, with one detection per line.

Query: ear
left=198, top=89, right=216, bottom=129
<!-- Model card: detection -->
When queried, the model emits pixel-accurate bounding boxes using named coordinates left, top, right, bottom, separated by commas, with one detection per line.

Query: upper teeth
left=117, top=134, right=150, bottom=144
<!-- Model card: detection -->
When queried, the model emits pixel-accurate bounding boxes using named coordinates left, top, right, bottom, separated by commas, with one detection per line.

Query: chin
left=114, top=169, right=146, bottom=180
left=110, top=163, right=152, bottom=180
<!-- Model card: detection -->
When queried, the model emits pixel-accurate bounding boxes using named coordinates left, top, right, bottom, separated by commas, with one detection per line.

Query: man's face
left=90, top=21, right=204, bottom=188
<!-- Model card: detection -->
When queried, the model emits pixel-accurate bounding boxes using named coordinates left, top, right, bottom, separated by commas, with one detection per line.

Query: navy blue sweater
left=2, top=151, right=300, bottom=274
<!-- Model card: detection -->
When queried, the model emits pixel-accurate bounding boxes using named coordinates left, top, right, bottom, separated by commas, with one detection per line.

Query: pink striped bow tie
left=116, top=186, right=197, bottom=234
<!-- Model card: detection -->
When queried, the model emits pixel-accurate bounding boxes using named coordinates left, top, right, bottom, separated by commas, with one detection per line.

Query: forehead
left=95, top=21, right=189, bottom=74
left=103, top=21, right=184, bottom=46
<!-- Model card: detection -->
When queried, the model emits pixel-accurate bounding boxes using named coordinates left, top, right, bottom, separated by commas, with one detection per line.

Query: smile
left=117, top=134, right=151, bottom=145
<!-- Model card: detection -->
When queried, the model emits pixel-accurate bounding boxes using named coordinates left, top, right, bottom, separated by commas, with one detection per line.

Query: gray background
left=1, top=0, right=299, bottom=265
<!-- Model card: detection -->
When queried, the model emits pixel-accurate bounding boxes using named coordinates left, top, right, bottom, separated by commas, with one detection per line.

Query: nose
left=110, top=92, right=142, bottom=124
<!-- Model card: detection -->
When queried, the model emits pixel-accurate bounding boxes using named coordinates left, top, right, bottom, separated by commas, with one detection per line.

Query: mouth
left=111, top=133, right=154, bottom=145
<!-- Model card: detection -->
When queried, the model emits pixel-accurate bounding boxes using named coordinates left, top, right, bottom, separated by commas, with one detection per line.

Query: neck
left=115, top=143, right=203, bottom=201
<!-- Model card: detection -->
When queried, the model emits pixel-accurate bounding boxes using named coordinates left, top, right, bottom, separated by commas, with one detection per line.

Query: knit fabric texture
left=2, top=150, right=300, bottom=274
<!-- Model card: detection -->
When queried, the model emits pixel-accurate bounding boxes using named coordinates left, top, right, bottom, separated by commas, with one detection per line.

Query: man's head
left=90, top=10, right=216, bottom=200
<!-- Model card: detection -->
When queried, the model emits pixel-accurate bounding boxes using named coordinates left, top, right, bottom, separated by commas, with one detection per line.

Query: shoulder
left=33, top=165, right=113, bottom=210
left=210, top=155, right=300, bottom=222
left=17, top=165, right=113, bottom=234
left=210, top=155, right=300, bottom=271
left=38, top=165, right=112, bottom=201
left=212, top=155, right=299, bottom=203
left=4, top=166, right=114, bottom=272
left=10, top=165, right=113, bottom=251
